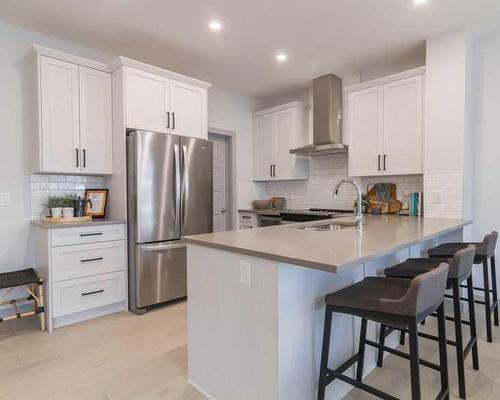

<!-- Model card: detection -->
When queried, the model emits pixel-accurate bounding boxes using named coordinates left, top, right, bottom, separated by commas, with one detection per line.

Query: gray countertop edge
left=184, top=219, right=473, bottom=274
left=31, top=219, right=126, bottom=229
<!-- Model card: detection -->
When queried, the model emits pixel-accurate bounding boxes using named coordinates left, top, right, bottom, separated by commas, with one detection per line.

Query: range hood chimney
left=290, top=74, right=347, bottom=156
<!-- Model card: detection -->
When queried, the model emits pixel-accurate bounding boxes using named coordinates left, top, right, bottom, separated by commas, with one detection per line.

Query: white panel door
left=170, top=80, right=207, bottom=139
left=253, top=114, right=276, bottom=181
left=125, top=67, right=169, bottom=133
left=382, top=75, right=423, bottom=175
left=274, top=109, right=294, bottom=180
left=211, top=135, right=228, bottom=232
left=347, top=86, right=384, bottom=177
left=40, top=56, right=80, bottom=173
left=79, top=66, right=113, bottom=174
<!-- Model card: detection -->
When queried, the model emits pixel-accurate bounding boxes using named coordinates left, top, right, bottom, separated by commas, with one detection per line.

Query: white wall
left=0, top=21, right=114, bottom=271
left=471, top=30, right=500, bottom=242
left=207, top=86, right=266, bottom=208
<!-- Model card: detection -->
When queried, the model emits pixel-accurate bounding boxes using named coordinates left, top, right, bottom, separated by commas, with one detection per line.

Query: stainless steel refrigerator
left=127, top=130, right=213, bottom=314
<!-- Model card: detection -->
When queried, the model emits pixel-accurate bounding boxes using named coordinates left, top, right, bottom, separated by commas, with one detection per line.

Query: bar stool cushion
left=0, top=268, right=42, bottom=290
left=386, top=245, right=475, bottom=283
left=428, top=231, right=498, bottom=261
left=326, top=263, right=449, bottom=329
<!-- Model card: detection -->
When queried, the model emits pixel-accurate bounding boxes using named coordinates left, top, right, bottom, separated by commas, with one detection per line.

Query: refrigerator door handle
left=174, top=144, right=181, bottom=229
left=181, top=144, right=189, bottom=228
left=141, top=242, right=186, bottom=252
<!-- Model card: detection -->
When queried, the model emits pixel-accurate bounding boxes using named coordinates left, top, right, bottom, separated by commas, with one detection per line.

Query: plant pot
left=62, top=207, right=75, bottom=218
left=51, top=207, right=62, bottom=218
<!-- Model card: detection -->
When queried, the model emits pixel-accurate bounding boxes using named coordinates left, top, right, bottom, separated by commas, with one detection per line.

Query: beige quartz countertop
left=31, top=219, right=126, bottom=229
left=184, top=215, right=472, bottom=273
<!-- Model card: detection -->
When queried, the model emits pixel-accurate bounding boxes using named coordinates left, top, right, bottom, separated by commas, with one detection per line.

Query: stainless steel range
left=280, top=208, right=349, bottom=223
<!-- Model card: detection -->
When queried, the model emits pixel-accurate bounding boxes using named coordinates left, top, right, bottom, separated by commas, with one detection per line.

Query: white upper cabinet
left=39, top=56, right=80, bottom=174
left=383, top=75, right=423, bottom=175
left=123, top=66, right=208, bottom=139
left=347, top=68, right=424, bottom=177
left=79, top=67, right=113, bottom=174
left=35, top=50, right=113, bottom=175
left=347, top=86, right=383, bottom=177
left=170, top=80, right=207, bottom=139
left=124, top=68, right=170, bottom=133
left=253, top=102, right=309, bottom=181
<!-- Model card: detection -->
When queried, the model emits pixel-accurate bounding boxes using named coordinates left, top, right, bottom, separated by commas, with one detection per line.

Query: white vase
left=62, top=207, right=74, bottom=218
left=51, top=207, right=62, bottom=218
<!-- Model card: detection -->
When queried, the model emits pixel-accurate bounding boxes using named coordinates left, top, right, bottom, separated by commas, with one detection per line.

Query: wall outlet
left=240, top=260, right=252, bottom=286
left=0, top=192, right=11, bottom=206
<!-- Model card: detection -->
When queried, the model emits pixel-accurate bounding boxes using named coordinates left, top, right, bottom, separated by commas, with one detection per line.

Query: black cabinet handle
left=166, top=111, right=170, bottom=129
left=80, top=232, right=103, bottom=237
left=81, top=289, right=104, bottom=296
left=270, top=165, right=273, bottom=177
left=76, top=149, right=79, bottom=168
left=80, top=257, right=103, bottom=263
left=82, top=149, right=86, bottom=168
left=383, top=154, right=387, bottom=171
left=273, top=164, right=276, bottom=177
left=378, top=155, right=381, bottom=171
left=172, top=112, right=175, bottom=129
left=242, top=216, right=251, bottom=219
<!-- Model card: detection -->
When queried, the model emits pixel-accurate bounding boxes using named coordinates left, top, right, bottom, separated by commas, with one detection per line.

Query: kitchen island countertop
left=184, top=214, right=471, bottom=273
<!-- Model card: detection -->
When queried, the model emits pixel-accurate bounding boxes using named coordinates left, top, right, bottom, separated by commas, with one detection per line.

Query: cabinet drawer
left=51, top=224, right=125, bottom=247
left=52, top=271, right=126, bottom=317
left=51, top=241, right=126, bottom=282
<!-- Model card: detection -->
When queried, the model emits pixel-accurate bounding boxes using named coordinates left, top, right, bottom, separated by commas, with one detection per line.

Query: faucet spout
left=333, top=177, right=363, bottom=220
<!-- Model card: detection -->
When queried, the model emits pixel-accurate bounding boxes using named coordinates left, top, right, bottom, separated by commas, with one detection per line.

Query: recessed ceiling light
left=276, top=53, right=288, bottom=62
left=414, top=0, right=428, bottom=4
left=209, top=21, right=222, bottom=32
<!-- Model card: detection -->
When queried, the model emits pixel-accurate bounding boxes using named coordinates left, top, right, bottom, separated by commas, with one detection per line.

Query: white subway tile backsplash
left=423, top=171, right=463, bottom=219
left=30, top=174, right=106, bottom=220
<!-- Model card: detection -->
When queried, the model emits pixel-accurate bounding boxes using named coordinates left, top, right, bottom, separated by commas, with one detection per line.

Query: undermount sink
left=299, top=222, right=357, bottom=232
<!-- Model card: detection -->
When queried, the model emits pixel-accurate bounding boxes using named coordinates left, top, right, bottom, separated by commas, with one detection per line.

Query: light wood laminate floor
left=1, top=301, right=500, bottom=399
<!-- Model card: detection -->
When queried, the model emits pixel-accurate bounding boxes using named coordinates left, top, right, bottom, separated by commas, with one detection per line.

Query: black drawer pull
left=242, top=216, right=251, bottom=219
left=81, top=289, right=104, bottom=296
left=80, top=257, right=103, bottom=263
left=80, top=233, right=103, bottom=237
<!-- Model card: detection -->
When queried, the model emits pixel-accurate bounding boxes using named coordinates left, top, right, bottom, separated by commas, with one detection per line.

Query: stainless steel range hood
left=290, top=74, right=347, bottom=156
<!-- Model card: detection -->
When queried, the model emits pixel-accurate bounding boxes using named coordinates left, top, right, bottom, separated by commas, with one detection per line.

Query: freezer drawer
left=135, top=242, right=187, bottom=308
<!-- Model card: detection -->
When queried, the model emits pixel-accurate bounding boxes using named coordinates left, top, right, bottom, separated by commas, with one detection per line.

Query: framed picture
left=84, top=189, right=108, bottom=218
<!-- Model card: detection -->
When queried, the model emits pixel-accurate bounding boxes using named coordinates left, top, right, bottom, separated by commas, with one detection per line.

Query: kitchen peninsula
left=184, top=214, right=471, bottom=400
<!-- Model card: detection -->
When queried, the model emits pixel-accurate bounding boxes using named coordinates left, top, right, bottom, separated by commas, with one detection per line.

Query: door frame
left=208, top=128, right=237, bottom=231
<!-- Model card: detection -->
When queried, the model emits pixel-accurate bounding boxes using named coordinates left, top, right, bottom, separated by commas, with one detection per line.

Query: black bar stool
left=428, top=232, right=498, bottom=342
left=317, top=264, right=450, bottom=400
left=379, top=245, right=477, bottom=399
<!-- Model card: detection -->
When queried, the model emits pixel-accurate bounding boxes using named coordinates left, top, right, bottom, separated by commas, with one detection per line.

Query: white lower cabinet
left=34, top=223, right=127, bottom=331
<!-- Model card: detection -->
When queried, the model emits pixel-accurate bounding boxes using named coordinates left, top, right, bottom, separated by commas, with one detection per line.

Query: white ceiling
left=1, top=0, right=499, bottom=98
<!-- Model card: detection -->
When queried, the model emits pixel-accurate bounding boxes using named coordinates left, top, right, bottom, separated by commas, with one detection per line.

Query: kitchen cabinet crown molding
left=253, top=101, right=306, bottom=117
left=110, top=56, right=212, bottom=90
left=32, top=44, right=112, bottom=73
left=344, top=66, right=426, bottom=94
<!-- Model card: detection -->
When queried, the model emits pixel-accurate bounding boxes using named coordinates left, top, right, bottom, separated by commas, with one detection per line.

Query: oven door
left=258, top=215, right=282, bottom=227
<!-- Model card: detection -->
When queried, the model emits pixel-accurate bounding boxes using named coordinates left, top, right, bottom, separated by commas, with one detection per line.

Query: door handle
left=181, top=144, right=189, bottom=228
left=378, top=155, right=381, bottom=171
left=76, top=148, right=79, bottom=168
left=82, top=149, right=86, bottom=168
left=172, top=112, right=176, bottom=130
left=173, top=144, right=181, bottom=229
left=270, top=165, right=273, bottom=177
left=166, top=111, right=170, bottom=129
left=141, top=243, right=186, bottom=252
left=273, top=164, right=276, bottom=177
left=383, top=154, right=387, bottom=171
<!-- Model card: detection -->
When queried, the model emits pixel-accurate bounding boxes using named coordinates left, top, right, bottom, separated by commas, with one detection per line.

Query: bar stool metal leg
left=408, top=319, right=421, bottom=400
left=356, top=318, right=368, bottom=382
left=467, top=275, right=479, bottom=370
left=436, top=303, right=450, bottom=400
left=377, top=324, right=386, bottom=368
left=491, top=255, right=499, bottom=326
left=318, top=308, right=333, bottom=400
left=482, top=257, right=493, bottom=342
left=452, top=281, right=466, bottom=399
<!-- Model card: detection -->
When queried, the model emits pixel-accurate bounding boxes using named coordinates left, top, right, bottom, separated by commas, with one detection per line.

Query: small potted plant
left=45, top=196, right=64, bottom=218
left=62, top=193, right=78, bottom=218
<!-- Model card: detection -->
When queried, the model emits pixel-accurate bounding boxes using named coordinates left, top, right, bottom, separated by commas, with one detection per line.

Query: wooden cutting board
left=366, top=183, right=402, bottom=214
left=41, top=216, right=92, bottom=223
